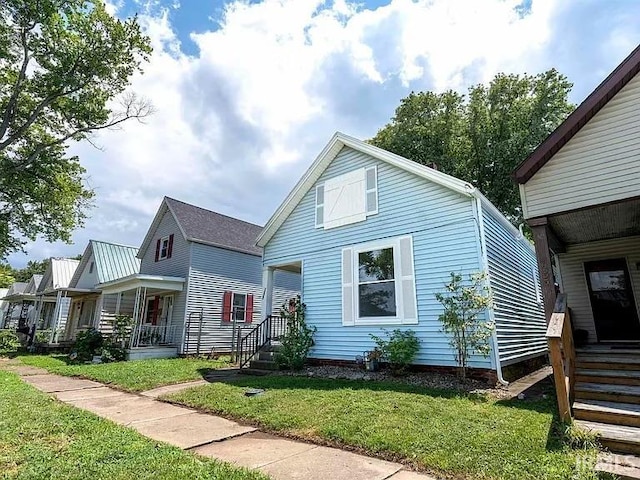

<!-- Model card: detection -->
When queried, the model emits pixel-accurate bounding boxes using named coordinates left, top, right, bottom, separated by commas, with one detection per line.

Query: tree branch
left=0, top=26, right=32, bottom=141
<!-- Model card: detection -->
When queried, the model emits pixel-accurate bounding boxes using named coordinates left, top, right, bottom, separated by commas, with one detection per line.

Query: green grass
left=0, top=370, right=266, bottom=480
left=165, top=376, right=599, bottom=480
left=17, top=355, right=231, bottom=392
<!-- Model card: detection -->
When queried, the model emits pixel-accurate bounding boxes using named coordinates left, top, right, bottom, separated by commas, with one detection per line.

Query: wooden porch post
left=530, top=217, right=564, bottom=323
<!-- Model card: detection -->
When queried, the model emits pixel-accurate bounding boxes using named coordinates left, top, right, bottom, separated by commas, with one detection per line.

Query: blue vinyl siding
left=264, top=146, right=493, bottom=369
left=184, top=243, right=300, bottom=354
left=482, top=208, right=547, bottom=366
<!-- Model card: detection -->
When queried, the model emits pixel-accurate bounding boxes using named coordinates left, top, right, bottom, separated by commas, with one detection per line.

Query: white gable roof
left=256, top=132, right=479, bottom=247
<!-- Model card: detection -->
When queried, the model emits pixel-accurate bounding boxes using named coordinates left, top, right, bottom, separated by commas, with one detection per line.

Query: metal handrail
left=238, top=315, right=287, bottom=368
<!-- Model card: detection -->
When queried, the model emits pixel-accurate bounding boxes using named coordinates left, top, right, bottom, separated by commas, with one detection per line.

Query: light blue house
left=257, top=133, right=546, bottom=382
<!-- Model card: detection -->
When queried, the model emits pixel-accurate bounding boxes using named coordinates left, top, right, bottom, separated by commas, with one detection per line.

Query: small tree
left=435, top=272, right=494, bottom=380
left=275, top=296, right=316, bottom=371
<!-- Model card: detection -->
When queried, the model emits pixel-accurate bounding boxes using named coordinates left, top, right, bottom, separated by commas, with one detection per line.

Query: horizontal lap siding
left=559, top=235, right=640, bottom=342
left=483, top=210, right=547, bottom=366
left=184, top=244, right=300, bottom=354
left=140, top=209, right=191, bottom=346
left=265, top=146, right=492, bottom=368
left=523, top=73, right=640, bottom=218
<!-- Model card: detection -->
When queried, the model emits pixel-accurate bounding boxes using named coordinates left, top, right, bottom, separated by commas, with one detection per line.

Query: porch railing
left=546, top=293, right=576, bottom=422
left=131, top=324, right=179, bottom=348
left=238, top=315, right=287, bottom=368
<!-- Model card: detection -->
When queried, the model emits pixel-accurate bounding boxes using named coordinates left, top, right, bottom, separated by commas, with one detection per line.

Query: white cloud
left=8, top=0, right=640, bottom=267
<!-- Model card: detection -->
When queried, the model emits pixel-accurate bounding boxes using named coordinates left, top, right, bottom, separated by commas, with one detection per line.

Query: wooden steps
left=574, top=400, right=640, bottom=428
left=573, top=348, right=640, bottom=456
left=596, top=452, right=640, bottom=479
left=577, top=369, right=640, bottom=386
left=575, top=382, right=640, bottom=404
left=575, top=420, right=640, bottom=456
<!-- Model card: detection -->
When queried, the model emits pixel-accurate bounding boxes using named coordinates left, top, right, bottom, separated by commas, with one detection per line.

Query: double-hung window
left=358, top=247, right=396, bottom=317
left=232, top=293, right=247, bottom=322
left=159, top=236, right=170, bottom=260
left=342, top=235, right=417, bottom=326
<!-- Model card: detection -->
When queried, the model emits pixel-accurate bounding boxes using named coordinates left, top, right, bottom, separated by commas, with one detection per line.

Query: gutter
left=475, top=196, right=508, bottom=386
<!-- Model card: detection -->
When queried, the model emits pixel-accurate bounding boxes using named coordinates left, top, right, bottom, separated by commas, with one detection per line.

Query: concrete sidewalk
left=12, top=367, right=437, bottom=480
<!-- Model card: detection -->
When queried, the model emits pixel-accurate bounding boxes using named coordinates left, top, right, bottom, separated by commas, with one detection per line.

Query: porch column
left=49, top=291, right=63, bottom=343
left=262, top=266, right=275, bottom=320
left=529, top=217, right=565, bottom=323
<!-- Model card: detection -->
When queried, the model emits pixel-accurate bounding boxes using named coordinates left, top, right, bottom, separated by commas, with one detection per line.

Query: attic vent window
left=89, top=262, right=94, bottom=274
left=316, top=166, right=378, bottom=230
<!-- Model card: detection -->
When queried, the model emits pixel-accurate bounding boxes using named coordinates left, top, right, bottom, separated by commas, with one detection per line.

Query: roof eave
left=256, top=131, right=475, bottom=247
left=513, top=43, right=640, bottom=184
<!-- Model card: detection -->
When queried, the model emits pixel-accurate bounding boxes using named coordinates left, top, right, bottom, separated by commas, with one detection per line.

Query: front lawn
left=165, top=375, right=598, bottom=480
left=0, top=370, right=266, bottom=480
left=17, top=355, right=231, bottom=392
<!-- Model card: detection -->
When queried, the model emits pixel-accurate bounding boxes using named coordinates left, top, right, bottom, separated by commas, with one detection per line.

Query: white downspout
left=475, top=196, right=508, bottom=386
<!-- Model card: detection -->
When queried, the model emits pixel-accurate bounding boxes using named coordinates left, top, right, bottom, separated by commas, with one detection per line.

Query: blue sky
left=8, top=0, right=640, bottom=267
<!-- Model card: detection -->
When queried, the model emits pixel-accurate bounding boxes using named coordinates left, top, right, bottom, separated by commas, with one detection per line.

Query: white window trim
left=365, top=165, right=378, bottom=216
left=231, top=292, right=247, bottom=322
left=159, top=236, right=170, bottom=260
left=348, top=236, right=416, bottom=326
left=315, top=184, right=324, bottom=228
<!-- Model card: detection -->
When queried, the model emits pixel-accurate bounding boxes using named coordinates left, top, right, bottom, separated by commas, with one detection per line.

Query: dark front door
left=585, top=258, right=640, bottom=341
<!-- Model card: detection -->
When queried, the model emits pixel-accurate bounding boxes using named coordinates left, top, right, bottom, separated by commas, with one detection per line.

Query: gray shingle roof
left=165, top=197, right=263, bottom=256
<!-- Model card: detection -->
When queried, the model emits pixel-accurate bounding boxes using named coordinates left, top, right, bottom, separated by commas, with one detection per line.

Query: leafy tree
left=13, top=259, right=49, bottom=282
left=0, top=263, right=15, bottom=287
left=435, top=272, right=494, bottom=380
left=0, top=0, right=152, bottom=259
left=371, top=70, right=574, bottom=224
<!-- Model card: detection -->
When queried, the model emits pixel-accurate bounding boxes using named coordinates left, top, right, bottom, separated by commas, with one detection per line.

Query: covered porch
left=261, top=261, right=302, bottom=319
left=531, top=197, right=640, bottom=345
left=98, top=274, right=185, bottom=359
left=1, top=292, right=37, bottom=331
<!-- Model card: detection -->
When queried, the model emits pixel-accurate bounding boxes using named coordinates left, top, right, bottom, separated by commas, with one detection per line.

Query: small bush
left=0, top=329, right=20, bottom=353
left=73, top=328, right=104, bottom=362
left=34, top=330, right=52, bottom=346
left=101, top=344, right=128, bottom=363
left=370, top=329, right=420, bottom=375
left=275, top=297, right=316, bottom=371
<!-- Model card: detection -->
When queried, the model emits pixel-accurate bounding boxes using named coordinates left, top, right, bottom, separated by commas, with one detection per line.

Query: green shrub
left=73, top=329, right=104, bottom=362
left=370, top=329, right=420, bottom=374
left=275, top=297, right=316, bottom=371
left=0, top=329, right=19, bottom=353
left=101, top=343, right=128, bottom=362
left=34, top=329, right=51, bottom=345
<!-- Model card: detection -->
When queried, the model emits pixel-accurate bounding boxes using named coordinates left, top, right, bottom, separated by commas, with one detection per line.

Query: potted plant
left=364, top=348, right=383, bottom=371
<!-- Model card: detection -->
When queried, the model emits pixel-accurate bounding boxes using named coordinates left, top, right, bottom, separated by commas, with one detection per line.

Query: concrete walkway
left=10, top=367, right=437, bottom=480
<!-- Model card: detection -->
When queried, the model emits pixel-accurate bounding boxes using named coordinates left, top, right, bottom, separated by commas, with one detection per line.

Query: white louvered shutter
left=315, top=185, right=324, bottom=228
left=342, top=247, right=355, bottom=326
left=398, top=236, right=418, bottom=324
left=365, top=166, right=378, bottom=215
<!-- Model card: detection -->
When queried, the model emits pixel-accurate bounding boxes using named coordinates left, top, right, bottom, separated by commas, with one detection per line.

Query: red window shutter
left=167, top=234, right=174, bottom=258
left=222, top=291, right=232, bottom=322
left=155, top=239, right=161, bottom=262
left=245, top=294, right=254, bottom=323
left=151, top=297, right=160, bottom=325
